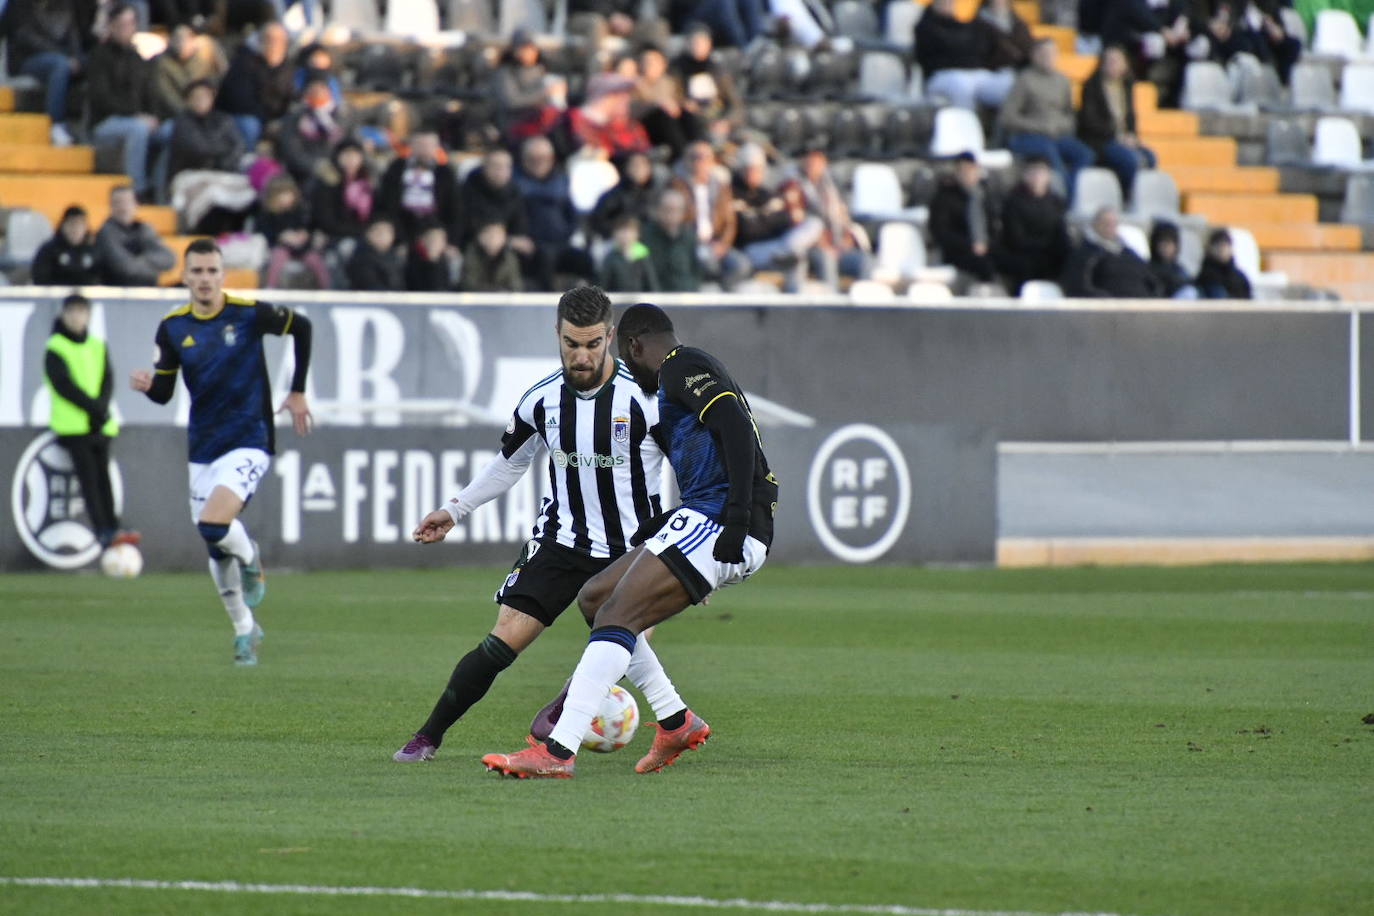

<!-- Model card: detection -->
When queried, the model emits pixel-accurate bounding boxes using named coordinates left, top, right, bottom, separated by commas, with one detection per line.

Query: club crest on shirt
left=222, top=323, right=237, bottom=347
left=613, top=416, right=630, bottom=444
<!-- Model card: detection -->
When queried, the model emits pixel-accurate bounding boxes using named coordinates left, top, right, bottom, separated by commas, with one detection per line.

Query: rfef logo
left=11, top=431, right=125, bottom=569
left=806, top=424, right=910, bottom=563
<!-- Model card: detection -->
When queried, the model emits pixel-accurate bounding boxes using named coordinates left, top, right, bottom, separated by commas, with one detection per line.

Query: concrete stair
left=0, top=144, right=96, bottom=173
left=1184, top=192, right=1319, bottom=224
left=1166, top=165, right=1280, bottom=194
left=1264, top=251, right=1374, bottom=299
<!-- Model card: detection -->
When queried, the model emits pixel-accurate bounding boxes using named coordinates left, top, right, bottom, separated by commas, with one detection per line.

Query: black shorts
left=494, top=538, right=614, bottom=627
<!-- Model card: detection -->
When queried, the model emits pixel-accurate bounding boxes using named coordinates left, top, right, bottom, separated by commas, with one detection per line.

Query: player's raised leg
left=190, top=449, right=270, bottom=665
left=483, top=549, right=691, bottom=778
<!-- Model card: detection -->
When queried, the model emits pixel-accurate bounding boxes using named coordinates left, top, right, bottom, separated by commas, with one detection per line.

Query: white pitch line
left=0, top=877, right=1151, bottom=916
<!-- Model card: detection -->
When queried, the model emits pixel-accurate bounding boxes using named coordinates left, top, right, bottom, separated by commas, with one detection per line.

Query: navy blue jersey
left=656, top=345, right=777, bottom=546
left=152, top=296, right=296, bottom=463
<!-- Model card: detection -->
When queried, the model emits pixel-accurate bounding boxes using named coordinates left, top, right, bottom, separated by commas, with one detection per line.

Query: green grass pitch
left=2, top=562, right=1372, bottom=915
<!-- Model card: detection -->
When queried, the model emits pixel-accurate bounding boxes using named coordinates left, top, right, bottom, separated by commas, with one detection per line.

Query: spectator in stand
left=999, top=39, right=1095, bottom=202
left=670, top=140, right=742, bottom=287
left=279, top=76, right=351, bottom=186
left=1199, top=2, right=1301, bottom=84
left=599, top=215, right=659, bottom=292
left=1100, top=0, right=1192, bottom=106
left=1195, top=228, right=1252, bottom=299
left=293, top=42, right=345, bottom=110
left=1078, top=45, right=1157, bottom=202
left=730, top=144, right=823, bottom=293
left=492, top=30, right=549, bottom=136
left=672, top=24, right=743, bottom=143
left=6, top=0, right=85, bottom=146
left=32, top=206, right=103, bottom=286
left=458, top=221, right=524, bottom=292
left=405, top=221, right=457, bottom=292
left=791, top=146, right=871, bottom=290
left=561, top=72, right=651, bottom=161
left=87, top=4, right=160, bottom=200
left=915, top=0, right=1015, bottom=110
left=149, top=0, right=215, bottom=29
left=96, top=185, right=175, bottom=286
left=1148, top=220, right=1198, bottom=299
left=634, top=45, right=701, bottom=160
left=680, top=0, right=766, bottom=48
left=1060, top=205, right=1161, bottom=298
left=589, top=151, right=659, bottom=239
left=929, top=152, right=1001, bottom=284
left=166, top=78, right=243, bottom=185
left=312, top=140, right=374, bottom=244
left=246, top=136, right=285, bottom=192
left=977, top=0, right=1035, bottom=70
left=216, top=20, right=293, bottom=148
left=456, top=147, right=534, bottom=257
left=346, top=217, right=405, bottom=292
left=152, top=23, right=227, bottom=121
left=641, top=188, right=701, bottom=292
left=378, top=130, right=459, bottom=245
left=513, top=136, right=592, bottom=291
left=569, top=0, right=669, bottom=46
left=994, top=156, right=1069, bottom=294
left=258, top=174, right=330, bottom=289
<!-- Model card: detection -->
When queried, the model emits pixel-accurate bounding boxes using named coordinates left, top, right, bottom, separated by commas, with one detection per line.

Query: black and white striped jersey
left=497, top=361, right=664, bottom=559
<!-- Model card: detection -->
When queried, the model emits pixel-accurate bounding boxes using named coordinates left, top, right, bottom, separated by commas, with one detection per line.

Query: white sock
left=625, top=637, right=686, bottom=722
left=216, top=519, right=254, bottom=565
left=548, top=640, right=634, bottom=754
left=208, top=557, right=255, bottom=637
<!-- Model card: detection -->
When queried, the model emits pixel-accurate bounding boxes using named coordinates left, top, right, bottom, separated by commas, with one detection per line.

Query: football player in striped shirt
left=130, top=238, right=313, bottom=666
left=483, top=302, right=777, bottom=778
left=393, top=287, right=695, bottom=765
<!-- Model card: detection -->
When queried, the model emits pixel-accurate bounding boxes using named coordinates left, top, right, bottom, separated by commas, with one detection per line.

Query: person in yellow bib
left=44, top=293, right=139, bottom=552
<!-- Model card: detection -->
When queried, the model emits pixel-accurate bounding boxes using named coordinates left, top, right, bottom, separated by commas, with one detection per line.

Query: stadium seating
left=1, top=208, right=52, bottom=264
left=1070, top=168, right=1122, bottom=220
left=1338, top=63, right=1374, bottom=115
left=1313, top=116, right=1366, bottom=168
left=384, top=0, right=440, bottom=38
left=929, top=107, right=1012, bottom=168
left=1289, top=62, right=1337, bottom=111
left=858, top=51, right=909, bottom=103
left=1312, top=9, right=1365, bottom=58
left=1018, top=279, right=1064, bottom=301
left=1340, top=173, right=1374, bottom=224
left=884, top=0, right=922, bottom=51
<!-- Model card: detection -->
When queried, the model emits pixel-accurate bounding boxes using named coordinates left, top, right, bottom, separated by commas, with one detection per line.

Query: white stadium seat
left=929, top=107, right=1013, bottom=168
left=1181, top=61, right=1235, bottom=111
left=1313, top=9, right=1364, bottom=58
left=385, top=0, right=439, bottom=37
left=1339, top=62, right=1374, bottom=114
left=848, top=279, right=898, bottom=303
left=1130, top=169, right=1180, bottom=222
left=1071, top=167, right=1123, bottom=221
left=859, top=51, right=908, bottom=102
left=1313, top=115, right=1365, bottom=168
left=884, top=0, right=922, bottom=50
left=1289, top=61, right=1337, bottom=110
left=1018, top=280, right=1063, bottom=302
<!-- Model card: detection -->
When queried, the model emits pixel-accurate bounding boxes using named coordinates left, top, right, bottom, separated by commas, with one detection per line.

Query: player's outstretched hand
left=412, top=509, right=455, bottom=544
left=278, top=391, right=314, bottom=436
left=129, top=369, right=153, bottom=392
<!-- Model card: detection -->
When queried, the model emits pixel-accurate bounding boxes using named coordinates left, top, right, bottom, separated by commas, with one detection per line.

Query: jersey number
left=236, top=459, right=263, bottom=485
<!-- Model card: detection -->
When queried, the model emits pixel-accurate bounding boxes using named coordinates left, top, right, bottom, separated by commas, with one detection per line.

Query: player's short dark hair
left=185, top=237, right=222, bottom=259
left=617, top=302, right=673, bottom=340
left=557, top=286, right=613, bottom=329
left=62, top=292, right=91, bottom=310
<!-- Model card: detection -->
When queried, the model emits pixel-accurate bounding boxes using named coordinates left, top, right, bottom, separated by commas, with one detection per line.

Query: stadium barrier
left=2, top=288, right=1370, bottom=571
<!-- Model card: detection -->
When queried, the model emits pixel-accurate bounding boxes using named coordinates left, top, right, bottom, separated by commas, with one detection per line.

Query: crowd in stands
left=0, top=0, right=1318, bottom=298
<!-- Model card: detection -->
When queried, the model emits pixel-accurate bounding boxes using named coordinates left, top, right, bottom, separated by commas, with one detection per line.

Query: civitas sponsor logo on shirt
left=551, top=448, right=625, bottom=469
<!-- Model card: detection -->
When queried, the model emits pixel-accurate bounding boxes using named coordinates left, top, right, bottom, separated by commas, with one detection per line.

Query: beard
left=562, top=352, right=608, bottom=392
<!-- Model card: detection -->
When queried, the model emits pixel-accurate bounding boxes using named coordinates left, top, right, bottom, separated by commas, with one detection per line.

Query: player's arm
left=255, top=302, right=314, bottom=434
left=662, top=356, right=756, bottom=563
left=413, top=410, right=546, bottom=543
left=131, top=323, right=179, bottom=404
left=45, top=349, right=104, bottom=420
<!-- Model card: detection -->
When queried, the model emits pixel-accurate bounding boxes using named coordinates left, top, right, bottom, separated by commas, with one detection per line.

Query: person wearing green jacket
left=44, top=293, right=138, bottom=550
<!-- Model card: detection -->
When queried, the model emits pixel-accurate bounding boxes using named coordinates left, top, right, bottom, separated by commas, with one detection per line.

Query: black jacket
left=929, top=178, right=999, bottom=264
left=455, top=169, right=529, bottom=250
left=588, top=177, right=657, bottom=239
left=216, top=41, right=293, bottom=122
left=32, top=232, right=102, bottom=286
left=1100, top=0, right=1163, bottom=49
left=1061, top=237, right=1162, bottom=298
left=5, top=0, right=84, bottom=73
left=731, top=177, right=792, bottom=247
left=1077, top=70, right=1137, bottom=153
left=345, top=243, right=405, bottom=291
left=378, top=156, right=459, bottom=244
left=87, top=40, right=155, bottom=122
left=168, top=110, right=244, bottom=179
left=404, top=245, right=453, bottom=292
left=999, top=185, right=1068, bottom=264
left=1195, top=255, right=1252, bottom=299
left=915, top=8, right=989, bottom=75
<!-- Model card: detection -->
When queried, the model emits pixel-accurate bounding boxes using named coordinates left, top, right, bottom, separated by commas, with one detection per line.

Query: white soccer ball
left=100, top=543, right=143, bottom=579
left=582, top=684, right=640, bottom=753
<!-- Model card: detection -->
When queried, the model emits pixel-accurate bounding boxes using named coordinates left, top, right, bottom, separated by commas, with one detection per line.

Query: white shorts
left=187, top=448, right=270, bottom=522
left=644, top=506, right=767, bottom=604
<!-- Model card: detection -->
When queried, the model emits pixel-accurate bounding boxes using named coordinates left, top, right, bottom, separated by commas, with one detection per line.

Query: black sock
left=418, top=634, right=518, bottom=746
left=545, top=740, right=575, bottom=760
left=659, top=710, right=687, bottom=731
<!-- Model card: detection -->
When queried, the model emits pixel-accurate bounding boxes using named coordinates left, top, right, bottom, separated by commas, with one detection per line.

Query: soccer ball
left=582, top=685, right=640, bottom=753
left=100, top=543, right=143, bottom=578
